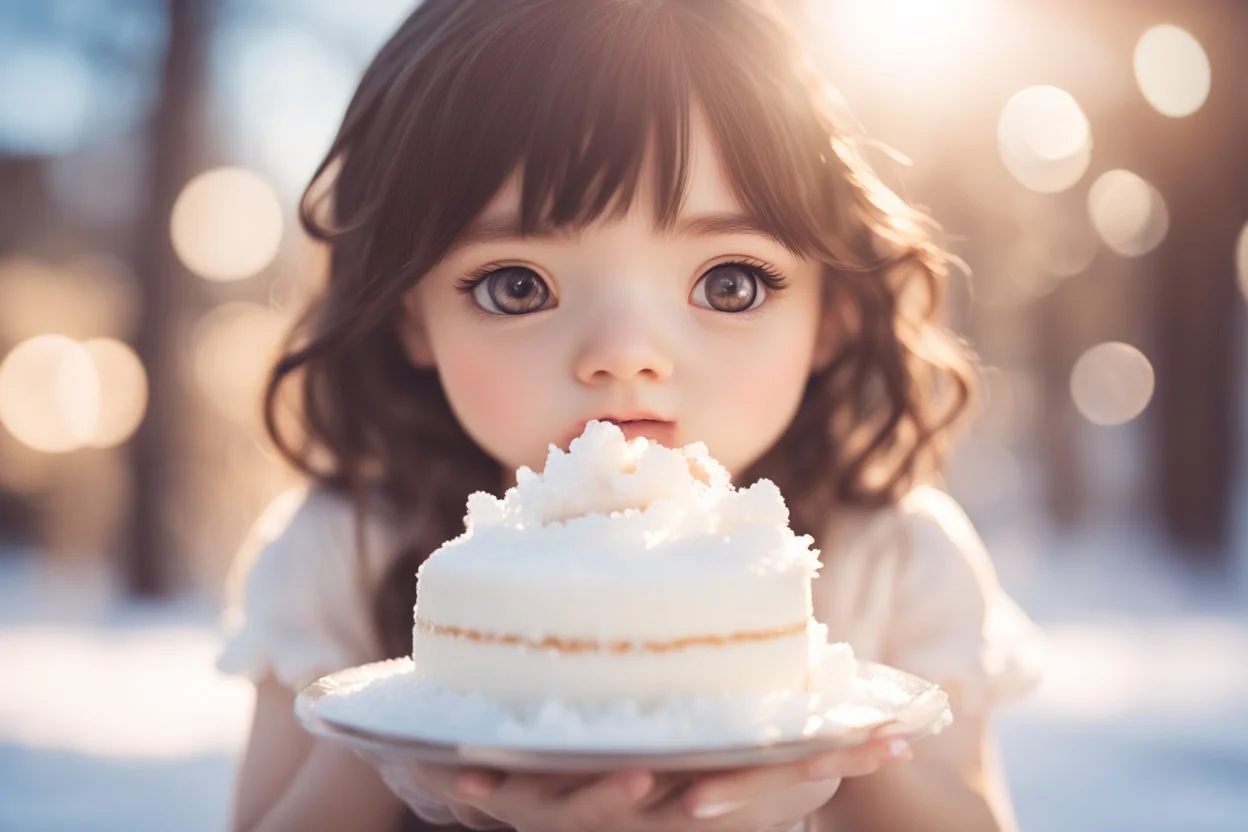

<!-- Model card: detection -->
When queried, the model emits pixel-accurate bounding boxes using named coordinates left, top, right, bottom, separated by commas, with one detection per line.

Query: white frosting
left=424, top=420, right=821, bottom=579
left=412, top=421, right=851, bottom=707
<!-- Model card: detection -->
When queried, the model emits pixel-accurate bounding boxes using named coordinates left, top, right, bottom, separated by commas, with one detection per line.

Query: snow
left=991, top=523, right=1248, bottom=832
left=0, top=556, right=252, bottom=831
left=3, top=506, right=1247, bottom=831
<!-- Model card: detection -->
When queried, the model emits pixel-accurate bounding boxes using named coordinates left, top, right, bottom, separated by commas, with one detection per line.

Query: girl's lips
left=611, top=419, right=677, bottom=446
left=561, top=419, right=678, bottom=449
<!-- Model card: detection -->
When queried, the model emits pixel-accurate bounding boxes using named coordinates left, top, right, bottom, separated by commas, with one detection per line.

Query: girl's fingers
left=374, top=762, right=455, bottom=819
left=474, top=768, right=653, bottom=830
left=399, top=761, right=505, bottom=802
left=541, top=772, right=602, bottom=800
left=558, top=769, right=655, bottom=827
left=684, top=764, right=820, bottom=820
left=373, top=762, right=507, bottom=826
left=431, top=740, right=908, bottom=827
left=799, top=737, right=911, bottom=780
left=683, top=738, right=911, bottom=820
left=452, top=768, right=505, bottom=798
left=635, top=772, right=696, bottom=811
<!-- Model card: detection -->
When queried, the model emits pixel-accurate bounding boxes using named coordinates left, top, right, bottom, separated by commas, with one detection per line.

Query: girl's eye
left=464, top=267, right=552, bottom=315
left=691, top=263, right=771, bottom=313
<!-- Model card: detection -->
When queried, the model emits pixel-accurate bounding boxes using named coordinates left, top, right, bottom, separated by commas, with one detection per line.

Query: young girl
left=218, top=0, right=1044, bottom=830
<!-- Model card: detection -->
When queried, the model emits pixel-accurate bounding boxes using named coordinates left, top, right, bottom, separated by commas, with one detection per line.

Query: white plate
left=296, top=658, right=951, bottom=772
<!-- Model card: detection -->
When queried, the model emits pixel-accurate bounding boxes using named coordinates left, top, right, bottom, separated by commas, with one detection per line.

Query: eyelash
left=453, top=258, right=790, bottom=307
left=725, top=258, right=789, bottom=292
left=454, top=262, right=514, bottom=295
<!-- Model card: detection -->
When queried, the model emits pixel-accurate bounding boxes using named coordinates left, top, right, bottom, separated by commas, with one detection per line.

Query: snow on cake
left=412, top=420, right=856, bottom=706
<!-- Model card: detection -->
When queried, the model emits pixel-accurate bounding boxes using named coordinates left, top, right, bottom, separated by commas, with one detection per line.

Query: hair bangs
left=503, top=3, right=695, bottom=236
left=508, top=0, right=843, bottom=254
left=442, top=0, right=839, bottom=254
left=357, top=0, right=701, bottom=258
left=336, top=0, right=840, bottom=269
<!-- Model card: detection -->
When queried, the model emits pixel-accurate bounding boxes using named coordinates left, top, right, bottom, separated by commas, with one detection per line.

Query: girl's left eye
left=690, top=263, right=784, bottom=313
left=457, top=266, right=553, bottom=315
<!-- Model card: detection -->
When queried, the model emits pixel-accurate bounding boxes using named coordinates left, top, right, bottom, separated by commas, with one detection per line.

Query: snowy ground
left=2, top=516, right=1247, bottom=832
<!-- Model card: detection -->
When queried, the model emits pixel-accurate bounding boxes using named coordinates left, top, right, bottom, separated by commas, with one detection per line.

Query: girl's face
left=402, top=118, right=832, bottom=479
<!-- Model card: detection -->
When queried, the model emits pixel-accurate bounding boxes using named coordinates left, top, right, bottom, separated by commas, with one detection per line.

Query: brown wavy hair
left=263, top=0, right=976, bottom=659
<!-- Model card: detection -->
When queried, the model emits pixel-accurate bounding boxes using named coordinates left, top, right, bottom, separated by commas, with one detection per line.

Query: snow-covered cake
left=412, top=421, right=855, bottom=707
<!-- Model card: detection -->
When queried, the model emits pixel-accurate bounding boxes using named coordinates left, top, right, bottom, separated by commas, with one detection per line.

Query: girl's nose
left=572, top=305, right=675, bottom=385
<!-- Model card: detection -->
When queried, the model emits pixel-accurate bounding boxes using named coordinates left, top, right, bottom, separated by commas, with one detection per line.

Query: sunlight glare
left=837, top=0, right=978, bottom=40
left=806, top=0, right=992, bottom=96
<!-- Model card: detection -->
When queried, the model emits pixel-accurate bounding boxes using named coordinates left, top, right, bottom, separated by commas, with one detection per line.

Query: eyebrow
left=454, top=210, right=782, bottom=248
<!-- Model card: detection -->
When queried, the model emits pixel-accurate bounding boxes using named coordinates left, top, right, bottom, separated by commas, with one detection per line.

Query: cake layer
left=414, top=567, right=811, bottom=641
left=409, top=421, right=847, bottom=708
left=412, top=620, right=831, bottom=705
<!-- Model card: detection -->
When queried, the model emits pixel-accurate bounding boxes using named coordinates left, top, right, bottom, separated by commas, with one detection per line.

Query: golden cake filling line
left=415, top=618, right=809, bottom=655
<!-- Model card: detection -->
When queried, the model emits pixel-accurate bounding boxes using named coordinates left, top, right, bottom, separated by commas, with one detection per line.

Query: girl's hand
left=670, top=736, right=912, bottom=829
left=366, top=751, right=654, bottom=830
left=364, top=735, right=911, bottom=831
left=362, top=750, right=512, bottom=828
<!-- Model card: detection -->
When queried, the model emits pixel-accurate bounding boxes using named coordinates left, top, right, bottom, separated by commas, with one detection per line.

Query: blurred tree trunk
left=125, top=0, right=210, bottom=596
left=1035, top=282, right=1084, bottom=528
left=1146, top=6, right=1245, bottom=561
left=1150, top=163, right=1242, bottom=559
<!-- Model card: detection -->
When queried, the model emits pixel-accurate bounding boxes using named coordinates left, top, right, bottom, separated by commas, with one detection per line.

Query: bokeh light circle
left=82, top=338, right=147, bottom=448
left=170, top=167, right=284, bottom=282
left=0, top=335, right=100, bottom=453
left=998, top=86, right=1092, bottom=194
left=1087, top=170, right=1169, bottom=257
left=1134, top=25, right=1211, bottom=118
left=1070, top=342, right=1155, bottom=426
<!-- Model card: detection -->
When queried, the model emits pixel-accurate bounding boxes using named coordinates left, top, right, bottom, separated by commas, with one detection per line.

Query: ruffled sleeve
left=216, top=487, right=396, bottom=691
left=886, top=487, right=1045, bottom=710
left=813, top=487, right=1045, bottom=713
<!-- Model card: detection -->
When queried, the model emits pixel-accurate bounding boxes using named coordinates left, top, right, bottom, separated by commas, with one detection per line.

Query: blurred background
left=1, top=0, right=1245, bottom=829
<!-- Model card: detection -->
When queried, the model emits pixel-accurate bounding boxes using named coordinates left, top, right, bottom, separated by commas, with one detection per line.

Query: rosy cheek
left=731, top=328, right=808, bottom=396
left=715, top=324, right=816, bottom=458
left=435, top=332, right=550, bottom=464
left=441, top=339, right=515, bottom=412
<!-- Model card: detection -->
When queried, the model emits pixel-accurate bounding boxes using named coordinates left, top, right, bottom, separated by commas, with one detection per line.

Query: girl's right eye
left=456, top=266, right=553, bottom=315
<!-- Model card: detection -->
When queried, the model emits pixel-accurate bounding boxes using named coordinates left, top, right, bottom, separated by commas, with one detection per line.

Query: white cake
left=412, top=421, right=855, bottom=706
